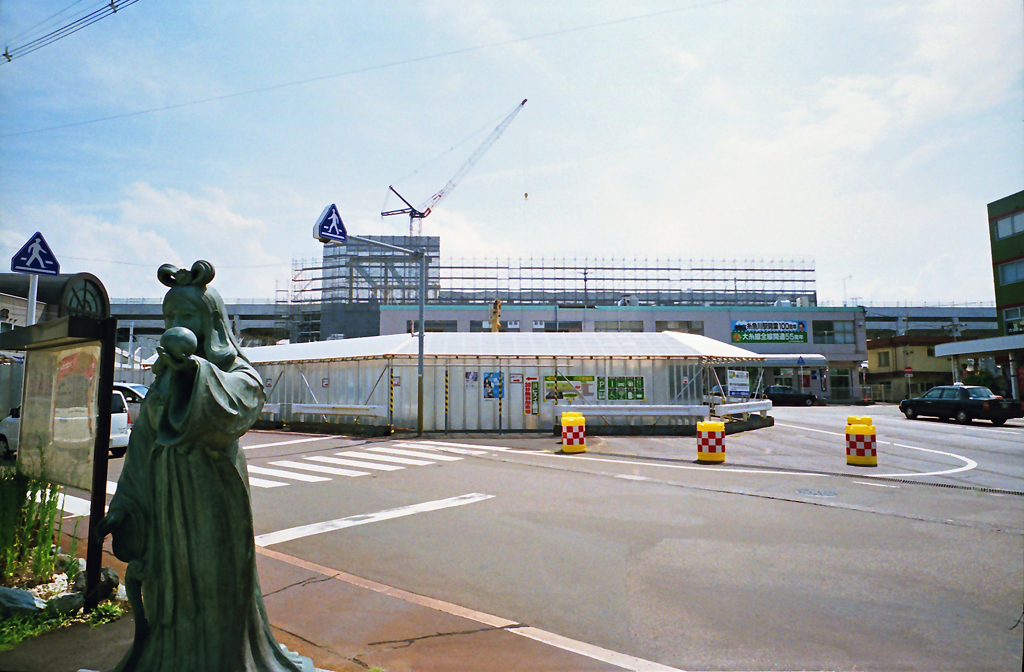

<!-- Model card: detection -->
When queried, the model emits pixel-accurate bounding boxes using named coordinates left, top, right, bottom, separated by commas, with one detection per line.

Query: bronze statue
left=97, top=261, right=306, bottom=672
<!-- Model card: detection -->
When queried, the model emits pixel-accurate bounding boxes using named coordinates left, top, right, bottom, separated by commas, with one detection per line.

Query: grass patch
left=0, top=600, right=128, bottom=652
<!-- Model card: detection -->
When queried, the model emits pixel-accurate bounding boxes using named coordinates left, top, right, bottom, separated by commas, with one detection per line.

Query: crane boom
left=382, top=98, right=527, bottom=235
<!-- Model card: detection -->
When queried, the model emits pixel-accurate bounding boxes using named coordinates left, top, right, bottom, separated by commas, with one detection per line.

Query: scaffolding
left=277, top=236, right=817, bottom=341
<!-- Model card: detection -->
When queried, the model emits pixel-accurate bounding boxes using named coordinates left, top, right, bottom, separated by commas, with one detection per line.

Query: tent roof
left=244, top=331, right=763, bottom=364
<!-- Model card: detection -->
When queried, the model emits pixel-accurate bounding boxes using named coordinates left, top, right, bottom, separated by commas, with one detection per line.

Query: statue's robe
left=107, top=355, right=298, bottom=672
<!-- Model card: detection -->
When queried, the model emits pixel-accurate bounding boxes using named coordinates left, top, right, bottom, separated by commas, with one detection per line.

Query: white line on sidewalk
left=254, top=493, right=495, bottom=547
left=255, top=545, right=686, bottom=672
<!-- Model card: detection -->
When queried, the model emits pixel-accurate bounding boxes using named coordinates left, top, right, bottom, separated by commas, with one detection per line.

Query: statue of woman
left=98, top=261, right=304, bottom=672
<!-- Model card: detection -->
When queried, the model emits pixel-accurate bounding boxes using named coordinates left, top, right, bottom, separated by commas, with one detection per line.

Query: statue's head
left=158, top=260, right=246, bottom=368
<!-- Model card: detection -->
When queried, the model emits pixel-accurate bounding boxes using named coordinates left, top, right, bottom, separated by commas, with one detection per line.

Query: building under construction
left=277, top=235, right=818, bottom=342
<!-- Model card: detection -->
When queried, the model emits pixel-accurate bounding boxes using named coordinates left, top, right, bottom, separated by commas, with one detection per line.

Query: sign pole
left=314, top=205, right=428, bottom=435
left=26, top=275, right=38, bottom=325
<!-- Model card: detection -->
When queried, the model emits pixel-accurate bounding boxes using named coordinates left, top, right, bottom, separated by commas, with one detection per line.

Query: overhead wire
left=4, top=0, right=90, bottom=46
left=1, top=0, right=734, bottom=138
left=2, top=0, right=142, bottom=64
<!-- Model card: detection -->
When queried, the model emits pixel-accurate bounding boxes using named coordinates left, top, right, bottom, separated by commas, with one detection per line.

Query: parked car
left=762, top=385, right=817, bottom=406
left=899, top=385, right=1024, bottom=426
left=0, top=390, right=132, bottom=459
left=113, top=382, right=148, bottom=425
left=0, top=406, right=20, bottom=459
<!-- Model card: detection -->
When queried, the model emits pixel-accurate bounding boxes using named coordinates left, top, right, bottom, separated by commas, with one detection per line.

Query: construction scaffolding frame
left=276, top=236, right=817, bottom=341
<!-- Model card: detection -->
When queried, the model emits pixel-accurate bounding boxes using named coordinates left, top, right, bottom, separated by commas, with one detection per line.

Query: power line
left=5, top=0, right=90, bottom=46
left=2, top=0, right=142, bottom=64
left=1, top=0, right=733, bottom=138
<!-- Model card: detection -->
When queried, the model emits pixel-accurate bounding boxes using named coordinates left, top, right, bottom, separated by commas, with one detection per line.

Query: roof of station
left=244, top=331, right=764, bottom=364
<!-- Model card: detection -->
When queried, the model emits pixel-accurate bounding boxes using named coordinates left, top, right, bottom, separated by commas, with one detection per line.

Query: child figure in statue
left=97, top=261, right=304, bottom=672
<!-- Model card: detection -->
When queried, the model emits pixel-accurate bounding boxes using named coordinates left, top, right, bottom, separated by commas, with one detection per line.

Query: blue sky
left=1, top=1, right=1021, bottom=305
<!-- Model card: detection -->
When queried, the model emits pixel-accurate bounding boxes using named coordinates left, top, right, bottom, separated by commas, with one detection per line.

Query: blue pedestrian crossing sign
left=313, top=204, right=347, bottom=244
left=11, top=232, right=60, bottom=275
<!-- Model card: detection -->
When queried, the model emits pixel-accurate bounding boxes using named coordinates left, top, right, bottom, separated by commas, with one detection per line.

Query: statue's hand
left=96, top=508, right=126, bottom=541
left=157, top=346, right=197, bottom=372
left=159, top=327, right=199, bottom=371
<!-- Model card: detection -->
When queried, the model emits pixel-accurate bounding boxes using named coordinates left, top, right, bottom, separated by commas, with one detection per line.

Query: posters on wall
left=544, top=375, right=596, bottom=400
left=524, top=376, right=539, bottom=415
left=542, top=375, right=647, bottom=402
left=483, top=372, right=503, bottom=400
left=727, top=369, right=750, bottom=398
left=730, top=320, right=807, bottom=343
left=596, top=376, right=646, bottom=401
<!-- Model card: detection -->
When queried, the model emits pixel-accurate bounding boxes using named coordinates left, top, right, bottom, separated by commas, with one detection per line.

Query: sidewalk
left=0, top=539, right=638, bottom=672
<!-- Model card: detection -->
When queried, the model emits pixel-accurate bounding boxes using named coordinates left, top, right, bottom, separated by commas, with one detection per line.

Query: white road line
left=773, top=421, right=978, bottom=478
left=254, top=493, right=495, bottom=547
left=415, top=439, right=512, bottom=453
left=243, top=436, right=335, bottom=450
left=256, top=545, right=686, bottom=672
left=248, top=465, right=331, bottom=482
left=853, top=480, right=899, bottom=488
left=615, top=474, right=650, bottom=482
left=367, top=446, right=462, bottom=462
left=395, top=441, right=486, bottom=456
left=306, top=455, right=404, bottom=471
left=534, top=451, right=821, bottom=476
left=106, top=480, right=118, bottom=494
left=337, top=450, right=434, bottom=466
left=269, top=460, right=369, bottom=478
left=249, top=477, right=289, bottom=489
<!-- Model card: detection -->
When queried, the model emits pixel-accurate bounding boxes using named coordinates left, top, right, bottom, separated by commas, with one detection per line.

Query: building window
left=813, top=320, right=854, bottom=344
left=877, top=351, right=890, bottom=367
left=655, top=320, right=704, bottom=335
left=994, top=212, right=1024, bottom=239
left=594, top=320, right=643, bottom=332
left=997, top=259, right=1024, bottom=286
left=927, top=346, right=935, bottom=357
left=407, top=320, right=458, bottom=332
left=1005, top=306, right=1024, bottom=335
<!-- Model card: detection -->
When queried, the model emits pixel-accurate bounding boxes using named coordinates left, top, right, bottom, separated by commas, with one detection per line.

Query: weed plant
left=0, top=467, right=65, bottom=588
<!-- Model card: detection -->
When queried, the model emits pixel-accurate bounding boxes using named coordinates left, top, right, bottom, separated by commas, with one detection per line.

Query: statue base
left=283, top=645, right=316, bottom=672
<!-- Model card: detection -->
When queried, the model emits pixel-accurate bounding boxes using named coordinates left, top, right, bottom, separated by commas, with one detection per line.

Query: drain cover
left=796, top=488, right=838, bottom=498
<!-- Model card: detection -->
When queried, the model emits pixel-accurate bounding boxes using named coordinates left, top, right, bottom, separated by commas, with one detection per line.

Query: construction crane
left=382, top=98, right=527, bottom=236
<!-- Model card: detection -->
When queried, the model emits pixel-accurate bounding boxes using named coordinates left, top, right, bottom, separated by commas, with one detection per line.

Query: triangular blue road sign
left=313, top=204, right=347, bottom=244
left=11, top=231, right=60, bottom=275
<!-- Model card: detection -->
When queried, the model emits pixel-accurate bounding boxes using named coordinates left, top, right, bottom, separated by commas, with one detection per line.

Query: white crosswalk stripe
left=416, top=440, right=511, bottom=453
left=245, top=441, right=511, bottom=491
left=269, top=460, right=369, bottom=478
left=249, top=465, right=331, bottom=482
left=249, top=477, right=289, bottom=489
left=307, top=455, right=404, bottom=471
left=367, top=446, right=462, bottom=461
left=336, top=450, right=434, bottom=466
left=394, top=442, right=486, bottom=456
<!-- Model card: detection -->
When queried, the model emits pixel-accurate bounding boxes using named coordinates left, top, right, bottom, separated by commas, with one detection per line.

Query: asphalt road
left=109, top=405, right=1023, bottom=671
